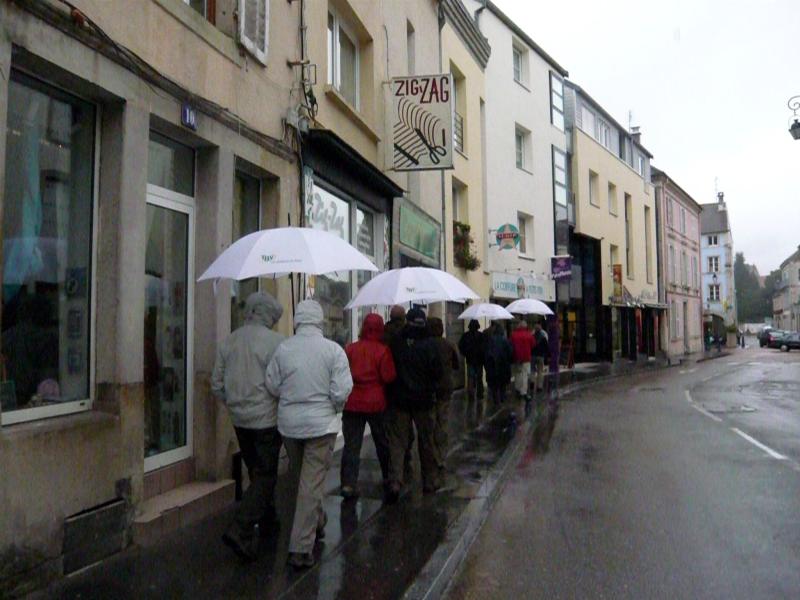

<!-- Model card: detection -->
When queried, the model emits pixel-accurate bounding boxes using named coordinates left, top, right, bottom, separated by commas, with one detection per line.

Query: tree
left=734, top=252, right=773, bottom=322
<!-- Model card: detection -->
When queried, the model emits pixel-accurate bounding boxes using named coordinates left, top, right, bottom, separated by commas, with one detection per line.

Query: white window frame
left=708, top=256, right=719, bottom=273
left=669, top=245, right=676, bottom=284
left=708, top=234, right=718, bottom=246
left=589, top=171, right=599, bottom=207
left=517, top=213, right=531, bottom=256
left=680, top=207, right=686, bottom=235
left=327, top=9, right=360, bottom=110
left=637, top=155, right=645, bottom=176
left=238, top=0, right=270, bottom=65
left=597, top=119, right=611, bottom=149
left=184, top=0, right=207, bottom=18
left=515, top=126, right=530, bottom=171
left=681, top=251, right=688, bottom=286
left=512, top=45, right=523, bottom=84
left=143, top=184, right=196, bottom=472
left=1, top=77, right=100, bottom=427
left=608, top=182, right=617, bottom=215
left=709, top=284, right=720, bottom=302
left=550, top=73, right=564, bottom=131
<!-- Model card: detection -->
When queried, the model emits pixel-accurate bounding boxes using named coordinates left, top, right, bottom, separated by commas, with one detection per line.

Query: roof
left=565, top=81, right=653, bottom=158
left=442, top=0, right=492, bottom=69
left=480, top=1, right=568, bottom=76
left=650, top=166, right=703, bottom=213
left=699, top=203, right=730, bottom=234
left=780, top=246, right=800, bottom=269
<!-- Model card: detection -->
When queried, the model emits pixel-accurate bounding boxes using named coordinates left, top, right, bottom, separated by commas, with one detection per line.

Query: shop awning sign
left=391, top=74, right=453, bottom=171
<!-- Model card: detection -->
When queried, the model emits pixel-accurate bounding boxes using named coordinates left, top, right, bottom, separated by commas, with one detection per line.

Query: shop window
left=148, top=131, right=194, bottom=196
left=1, top=72, right=95, bottom=424
left=231, top=171, right=261, bottom=330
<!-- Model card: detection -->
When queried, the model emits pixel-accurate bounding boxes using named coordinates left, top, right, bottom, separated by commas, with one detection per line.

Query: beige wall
left=572, top=129, right=657, bottom=305
left=441, top=23, right=490, bottom=300
left=306, top=0, right=443, bottom=241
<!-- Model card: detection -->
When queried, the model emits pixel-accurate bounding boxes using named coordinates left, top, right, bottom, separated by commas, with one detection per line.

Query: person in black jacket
left=385, top=307, right=444, bottom=501
left=458, top=320, right=485, bottom=401
left=484, top=323, right=514, bottom=406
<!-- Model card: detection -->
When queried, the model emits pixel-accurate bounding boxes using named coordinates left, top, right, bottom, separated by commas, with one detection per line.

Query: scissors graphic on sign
left=414, top=128, right=447, bottom=164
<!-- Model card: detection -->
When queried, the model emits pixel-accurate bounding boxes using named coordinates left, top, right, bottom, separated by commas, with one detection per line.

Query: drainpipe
left=438, top=2, right=446, bottom=275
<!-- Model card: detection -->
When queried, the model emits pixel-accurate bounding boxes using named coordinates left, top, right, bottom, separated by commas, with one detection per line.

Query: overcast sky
left=493, top=0, right=800, bottom=274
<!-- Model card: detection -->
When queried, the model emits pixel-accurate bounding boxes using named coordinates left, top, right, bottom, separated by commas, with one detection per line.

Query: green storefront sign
left=399, top=201, right=440, bottom=262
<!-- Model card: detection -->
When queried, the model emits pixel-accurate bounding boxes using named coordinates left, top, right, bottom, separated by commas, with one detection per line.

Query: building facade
left=652, top=167, right=703, bottom=357
left=0, top=1, right=304, bottom=594
left=773, top=246, right=800, bottom=332
left=700, top=192, right=736, bottom=337
left=463, top=0, right=568, bottom=308
left=563, top=82, right=661, bottom=361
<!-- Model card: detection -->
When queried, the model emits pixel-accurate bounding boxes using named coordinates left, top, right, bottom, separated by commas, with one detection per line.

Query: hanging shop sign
left=391, top=74, right=454, bottom=171
left=551, top=255, right=572, bottom=281
left=495, top=223, right=520, bottom=250
left=491, top=272, right=547, bottom=300
left=399, top=200, right=440, bottom=262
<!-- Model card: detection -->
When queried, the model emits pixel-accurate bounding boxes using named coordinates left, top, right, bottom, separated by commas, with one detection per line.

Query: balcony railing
left=454, top=112, right=464, bottom=154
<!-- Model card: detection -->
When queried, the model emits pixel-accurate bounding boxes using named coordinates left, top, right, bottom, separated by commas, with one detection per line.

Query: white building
left=700, top=192, right=736, bottom=332
left=463, top=0, right=568, bottom=304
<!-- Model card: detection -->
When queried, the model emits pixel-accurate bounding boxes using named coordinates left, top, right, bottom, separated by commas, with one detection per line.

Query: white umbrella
left=506, top=298, right=554, bottom=316
left=197, top=227, right=379, bottom=281
left=346, top=267, right=479, bottom=309
left=458, top=303, right=514, bottom=321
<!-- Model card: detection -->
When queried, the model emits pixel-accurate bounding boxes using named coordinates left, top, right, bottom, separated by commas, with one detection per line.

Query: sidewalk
left=38, top=358, right=666, bottom=600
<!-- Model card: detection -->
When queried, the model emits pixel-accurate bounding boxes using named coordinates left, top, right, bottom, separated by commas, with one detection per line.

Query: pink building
left=652, top=167, right=704, bottom=357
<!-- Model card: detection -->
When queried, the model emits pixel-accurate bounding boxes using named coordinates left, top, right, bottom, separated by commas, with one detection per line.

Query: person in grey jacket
left=265, top=299, right=353, bottom=569
left=212, top=292, right=285, bottom=561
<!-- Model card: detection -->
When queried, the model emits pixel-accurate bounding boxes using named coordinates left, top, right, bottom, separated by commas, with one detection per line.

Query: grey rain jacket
left=211, top=292, right=285, bottom=429
left=266, top=300, right=353, bottom=439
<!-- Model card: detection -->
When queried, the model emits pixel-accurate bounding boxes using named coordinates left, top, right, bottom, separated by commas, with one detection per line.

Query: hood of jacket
left=294, top=299, right=324, bottom=331
left=359, top=313, right=385, bottom=342
left=428, top=317, right=444, bottom=338
left=468, top=319, right=480, bottom=332
left=244, top=292, right=283, bottom=328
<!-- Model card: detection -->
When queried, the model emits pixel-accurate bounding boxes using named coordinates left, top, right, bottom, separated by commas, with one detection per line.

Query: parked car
left=758, top=326, right=774, bottom=347
left=779, top=333, right=800, bottom=352
left=767, top=330, right=790, bottom=349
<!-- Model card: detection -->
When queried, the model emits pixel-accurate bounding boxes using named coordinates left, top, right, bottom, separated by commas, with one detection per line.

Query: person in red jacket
left=340, top=313, right=397, bottom=498
left=510, top=320, right=535, bottom=401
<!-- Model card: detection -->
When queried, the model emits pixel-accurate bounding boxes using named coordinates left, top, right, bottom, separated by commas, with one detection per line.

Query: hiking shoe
left=340, top=485, right=359, bottom=499
left=222, top=528, right=256, bottom=562
left=287, top=552, right=315, bottom=569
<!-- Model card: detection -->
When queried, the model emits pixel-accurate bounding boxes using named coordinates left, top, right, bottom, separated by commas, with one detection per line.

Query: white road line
left=688, top=368, right=698, bottom=373
left=685, top=389, right=723, bottom=422
left=690, top=403, right=723, bottom=422
left=731, top=428, right=788, bottom=461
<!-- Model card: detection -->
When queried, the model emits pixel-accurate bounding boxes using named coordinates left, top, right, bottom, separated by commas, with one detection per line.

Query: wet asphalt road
left=447, top=343, right=800, bottom=600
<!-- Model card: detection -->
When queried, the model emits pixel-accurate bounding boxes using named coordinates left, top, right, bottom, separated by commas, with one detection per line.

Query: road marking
left=731, top=428, right=788, bottom=461
left=685, top=389, right=723, bottom=422
left=688, top=367, right=697, bottom=373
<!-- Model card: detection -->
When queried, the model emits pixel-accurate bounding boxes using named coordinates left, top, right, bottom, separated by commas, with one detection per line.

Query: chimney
left=630, top=125, right=641, bottom=145
left=717, top=191, right=726, bottom=211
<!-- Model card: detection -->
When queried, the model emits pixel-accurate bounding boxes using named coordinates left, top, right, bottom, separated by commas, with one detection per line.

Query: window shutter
left=239, top=0, right=269, bottom=65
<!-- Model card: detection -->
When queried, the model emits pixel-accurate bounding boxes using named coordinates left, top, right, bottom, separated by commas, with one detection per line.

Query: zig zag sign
left=391, top=74, right=454, bottom=171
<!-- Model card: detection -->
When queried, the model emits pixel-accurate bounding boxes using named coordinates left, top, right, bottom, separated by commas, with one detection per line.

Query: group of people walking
left=211, top=291, right=548, bottom=569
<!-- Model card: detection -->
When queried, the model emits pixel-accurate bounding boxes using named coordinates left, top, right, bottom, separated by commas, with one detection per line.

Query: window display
left=1, top=72, right=94, bottom=419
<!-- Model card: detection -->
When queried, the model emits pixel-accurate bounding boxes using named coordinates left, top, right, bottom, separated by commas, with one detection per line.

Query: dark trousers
left=433, top=390, right=452, bottom=468
left=467, top=364, right=484, bottom=400
left=341, top=410, right=391, bottom=488
left=233, top=426, right=282, bottom=537
left=386, top=403, right=439, bottom=490
left=489, top=384, right=506, bottom=406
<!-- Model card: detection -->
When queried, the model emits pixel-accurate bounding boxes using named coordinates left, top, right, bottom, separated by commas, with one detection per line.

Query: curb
left=403, top=361, right=671, bottom=600
left=695, top=351, right=731, bottom=363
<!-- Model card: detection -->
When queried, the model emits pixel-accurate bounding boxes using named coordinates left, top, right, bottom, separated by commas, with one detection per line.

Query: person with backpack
left=459, top=320, right=486, bottom=401
left=428, top=317, right=460, bottom=471
left=531, top=321, right=550, bottom=393
left=510, top=320, right=534, bottom=401
left=340, top=313, right=396, bottom=499
left=385, top=307, right=444, bottom=501
left=483, top=322, right=513, bottom=406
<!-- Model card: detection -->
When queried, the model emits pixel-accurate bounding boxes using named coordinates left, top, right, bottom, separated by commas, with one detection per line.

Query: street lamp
left=788, top=96, right=800, bottom=140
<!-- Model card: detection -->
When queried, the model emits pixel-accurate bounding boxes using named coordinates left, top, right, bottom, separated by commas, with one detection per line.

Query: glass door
left=144, top=187, right=194, bottom=471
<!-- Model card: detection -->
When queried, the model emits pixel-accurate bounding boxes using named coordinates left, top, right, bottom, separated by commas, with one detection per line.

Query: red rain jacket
left=510, top=328, right=535, bottom=363
left=344, top=314, right=397, bottom=413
